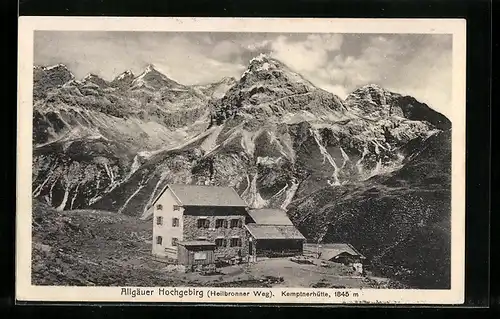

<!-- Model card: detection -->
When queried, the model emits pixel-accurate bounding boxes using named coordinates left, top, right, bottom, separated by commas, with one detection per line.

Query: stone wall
left=182, top=206, right=249, bottom=259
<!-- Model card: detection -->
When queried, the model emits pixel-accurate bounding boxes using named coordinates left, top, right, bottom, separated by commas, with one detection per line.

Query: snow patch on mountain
left=45, top=64, right=69, bottom=71
left=241, top=173, right=268, bottom=208
left=200, top=125, right=224, bottom=153
left=117, top=70, right=134, bottom=81
left=281, top=179, right=299, bottom=210
left=310, top=128, right=341, bottom=186
left=257, top=156, right=282, bottom=166
left=140, top=172, right=169, bottom=220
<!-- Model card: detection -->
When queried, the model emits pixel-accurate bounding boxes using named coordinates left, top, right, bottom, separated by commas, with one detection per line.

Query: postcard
left=17, top=17, right=466, bottom=304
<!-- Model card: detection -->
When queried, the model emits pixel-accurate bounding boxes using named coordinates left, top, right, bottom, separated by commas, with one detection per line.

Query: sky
left=34, top=31, right=453, bottom=117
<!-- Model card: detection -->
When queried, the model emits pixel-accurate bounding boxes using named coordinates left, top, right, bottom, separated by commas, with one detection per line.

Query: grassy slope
left=32, top=200, right=188, bottom=286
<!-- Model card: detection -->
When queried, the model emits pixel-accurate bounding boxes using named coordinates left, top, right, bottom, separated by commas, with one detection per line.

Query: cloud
left=278, top=34, right=452, bottom=116
left=210, top=40, right=245, bottom=63
left=269, top=34, right=343, bottom=72
left=34, top=32, right=247, bottom=85
left=34, top=32, right=452, bottom=117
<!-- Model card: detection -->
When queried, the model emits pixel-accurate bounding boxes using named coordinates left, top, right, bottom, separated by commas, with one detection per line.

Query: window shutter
left=238, top=219, right=243, bottom=228
left=223, top=220, right=228, bottom=228
left=204, top=219, right=210, bottom=228
left=230, top=219, right=239, bottom=228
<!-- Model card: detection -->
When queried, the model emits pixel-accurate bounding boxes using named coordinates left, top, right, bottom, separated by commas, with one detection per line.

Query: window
left=215, top=238, right=227, bottom=247
left=156, top=204, right=163, bottom=210
left=173, top=205, right=180, bottom=211
left=172, top=218, right=179, bottom=227
left=230, top=219, right=242, bottom=228
left=156, top=216, right=163, bottom=225
left=171, top=237, right=178, bottom=246
left=230, top=237, right=242, bottom=247
left=156, top=236, right=163, bottom=245
left=215, top=219, right=227, bottom=228
left=197, top=218, right=209, bottom=228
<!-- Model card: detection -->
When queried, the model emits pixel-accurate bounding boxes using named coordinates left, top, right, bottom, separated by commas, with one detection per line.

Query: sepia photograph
left=17, top=17, right=466, bottom=304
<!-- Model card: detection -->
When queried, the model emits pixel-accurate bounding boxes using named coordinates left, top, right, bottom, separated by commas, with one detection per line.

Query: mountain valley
left=32, top=53, right=452, bottom=288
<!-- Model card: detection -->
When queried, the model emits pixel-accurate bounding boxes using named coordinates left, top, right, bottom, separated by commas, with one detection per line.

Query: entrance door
left=249, top=240, right=253, bottom=256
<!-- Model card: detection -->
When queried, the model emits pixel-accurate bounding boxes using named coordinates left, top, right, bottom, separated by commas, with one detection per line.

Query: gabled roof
left=152, top=184, right=248, bottom=207
left=304, top=243, right=366, bottom=260
left=245, top=224, right=305, bottom=240
left=247, top=208, right=294, bottom=225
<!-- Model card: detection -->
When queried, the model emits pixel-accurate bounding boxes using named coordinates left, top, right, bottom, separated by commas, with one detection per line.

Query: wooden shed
left=245, top=208, right=306, bottom=261
left=245, top=224, right=306, bottom=260
left=304, top=243, right=366, bottom=274
left=177, top=241, right=216, bottom=270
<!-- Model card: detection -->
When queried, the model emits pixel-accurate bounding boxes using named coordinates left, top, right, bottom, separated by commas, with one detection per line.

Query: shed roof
left=177, top=240, right=216, bottom=247
left=245, top=224, right=305, bottom=240
left=152, top=184, right=248, bottom=207
left=304, top=243, right=366, bottom=260
left=247, top=208, right=294, bottom=225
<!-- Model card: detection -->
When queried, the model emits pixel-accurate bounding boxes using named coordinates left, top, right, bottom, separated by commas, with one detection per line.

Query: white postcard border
left=16, top=17, right=467, bottom=304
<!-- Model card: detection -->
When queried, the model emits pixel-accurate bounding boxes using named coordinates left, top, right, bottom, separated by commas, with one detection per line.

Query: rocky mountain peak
left=111, top=70, right=135, bottom=89
left=82, top=73, right=109, bottom=87
left=143, top=64, right=158, bottom=73
left=35, top=63, right=74, bottom=79
left=235, top=54, right=318, bottom=98
left=345, top=84, right=451, bottom=130
left=345, top=83, right=394, bottom=106
left=246, top=53, right=279, bottom=70
left=83, top=73, right=98, bottom=79
left=131, top=64, right=181, bottom=90
left=115, top=70, right=134, bottom=80
left=209, top=54, right=348, bottom=126
left=219, top=76, right=237, bottom=85
left=42, top=63, right=72, bottom=72
left=242, top=54, right=302, bottom=79
left=33, top=64, right=75, bottom=98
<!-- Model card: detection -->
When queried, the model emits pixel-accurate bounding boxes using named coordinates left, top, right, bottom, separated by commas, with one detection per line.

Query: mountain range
left=32, top=53, right=452, bottom=288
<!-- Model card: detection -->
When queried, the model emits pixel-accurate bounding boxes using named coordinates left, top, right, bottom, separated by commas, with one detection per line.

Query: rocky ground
left=32, top=200, right=403, bottom=288
left=32, top=200, right=183, bottom=286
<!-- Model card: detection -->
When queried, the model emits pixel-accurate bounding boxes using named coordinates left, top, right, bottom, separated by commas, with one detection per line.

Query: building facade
left=151, top=186, right=185, bottom=258
left=183, top=206, right=249, bottom=259
left=150, top=184, right=249, bottom=260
